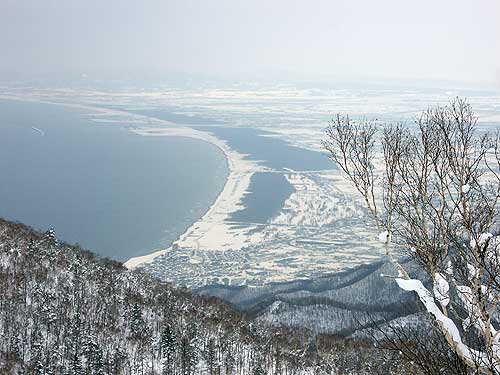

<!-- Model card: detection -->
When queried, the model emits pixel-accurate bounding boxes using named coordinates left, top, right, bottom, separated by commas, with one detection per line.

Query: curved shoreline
left=122, top=127, right=263, bottom=269
left=0, top=94, right=259, bottom=267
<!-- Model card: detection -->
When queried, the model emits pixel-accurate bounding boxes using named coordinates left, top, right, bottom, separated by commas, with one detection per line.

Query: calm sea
left=0, top=100, right=228, bottom=260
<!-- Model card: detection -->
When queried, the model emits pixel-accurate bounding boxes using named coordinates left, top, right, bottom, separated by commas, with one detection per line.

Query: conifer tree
left=69, top=352, right=84, bottom=375
left=179, top=334, right=197, bottom=375
left=160, top=324, right=177, bottom=375
left=83, top=334, right=105, bottom=375
left=130, top=303, right=146, bottom=340
left=205, top=337, right=218, bottom=375
left=252, top=362, right=266, bottom=375
left=111, top=346, right=127, bottom=374
left=31, top=327, right=44, bottom=373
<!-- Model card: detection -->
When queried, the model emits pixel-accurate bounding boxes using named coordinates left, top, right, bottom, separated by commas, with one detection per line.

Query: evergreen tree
left=130, top=303, right=146, bottom=340
left=111, top=346, right=127, bottom=374
left=274, top=346, right=283, bottom=375
left=160, top=324, right=177, bottom=375
left=82, top=334, right=105, bottom=375
left=205, top=338, right=218, bottom=375
left=9, top=331, right=21, bottom=360
left=220, top=336, right=234, bottom=375
left=179, top=334, right=197, bottom=375
left=45, top=228, right=57, bottom=243
left=31, top=327, right=44, bottom=373
left=69, top=352, right=84, bottom=375
left=224, top=348, right=235, bottom=375
left=44, top=227, right=58, bottom=257
left=252, top=362, right=266, bottom=375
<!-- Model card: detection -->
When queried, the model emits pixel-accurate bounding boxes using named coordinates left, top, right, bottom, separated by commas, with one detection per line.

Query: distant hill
left=197, top=260, right=422, bottom=335
left=0, top=218, right=414, bottom=374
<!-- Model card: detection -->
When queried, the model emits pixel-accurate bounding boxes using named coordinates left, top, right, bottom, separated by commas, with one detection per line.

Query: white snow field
left=2, top=83, right=499, bottom=287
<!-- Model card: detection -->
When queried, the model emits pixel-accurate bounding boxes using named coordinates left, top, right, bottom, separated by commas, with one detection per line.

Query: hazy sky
left=1, top=0, right=499, bottom=86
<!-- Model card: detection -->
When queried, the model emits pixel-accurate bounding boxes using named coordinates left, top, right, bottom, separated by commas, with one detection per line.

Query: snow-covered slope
left=198, top=260, right=422, bottom=335
left=0, top=218, right=416, bottom=374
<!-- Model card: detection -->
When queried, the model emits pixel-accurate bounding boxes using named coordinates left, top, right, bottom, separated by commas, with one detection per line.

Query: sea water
left=0, top=100, right=228, bottom=260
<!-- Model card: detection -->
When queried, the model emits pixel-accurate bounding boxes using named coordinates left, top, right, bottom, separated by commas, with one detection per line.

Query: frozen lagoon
left=121, top=109, right=384, bottom=286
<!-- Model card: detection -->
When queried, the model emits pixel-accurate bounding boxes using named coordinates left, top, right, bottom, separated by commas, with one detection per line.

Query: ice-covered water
left=230, top=172, right=295, bottom=224
left=194, top=126, right=334, bottom=171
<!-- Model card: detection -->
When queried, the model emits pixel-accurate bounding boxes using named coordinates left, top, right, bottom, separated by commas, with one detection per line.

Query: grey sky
left=1, top=0, right=499, bottom=86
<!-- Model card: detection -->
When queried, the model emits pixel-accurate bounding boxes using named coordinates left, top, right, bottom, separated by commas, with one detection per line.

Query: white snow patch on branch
left=395, top=277, right=487, bottom=367
left=433, top=273, right=450, bottom=308
left=470, top=233, right=493, bottom=249
left=378, top=231, right=389, bottom=243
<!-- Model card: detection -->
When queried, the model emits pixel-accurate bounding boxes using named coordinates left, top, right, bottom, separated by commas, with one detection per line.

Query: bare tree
left=371, top=316, right=470, bottom=375
left=323, top=98, right=500, bottom=374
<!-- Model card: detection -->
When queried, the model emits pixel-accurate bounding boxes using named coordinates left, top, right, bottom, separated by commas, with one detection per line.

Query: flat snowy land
left=121, top=124, right=383, bottom=286
left=4, top=83, right=500, bottom=287
left=124, top=125, right=265, bottom=268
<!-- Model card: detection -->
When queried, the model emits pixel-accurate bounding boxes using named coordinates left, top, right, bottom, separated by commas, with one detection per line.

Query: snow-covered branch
left=325, top=98, right=500, bottom=373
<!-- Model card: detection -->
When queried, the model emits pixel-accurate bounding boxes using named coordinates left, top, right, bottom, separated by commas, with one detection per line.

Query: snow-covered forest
left=0, top=218, right=416, bottom=374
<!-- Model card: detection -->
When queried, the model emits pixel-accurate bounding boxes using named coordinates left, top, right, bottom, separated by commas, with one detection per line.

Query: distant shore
left=0, top=94, right=260, bottom=267
left=124, top=125, right=263, bottom=269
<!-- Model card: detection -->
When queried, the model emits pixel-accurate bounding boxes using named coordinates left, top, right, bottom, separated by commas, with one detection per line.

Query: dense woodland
left=200, top=260, right=421, bottom=336
left=0, top=218, right=418, bottom=374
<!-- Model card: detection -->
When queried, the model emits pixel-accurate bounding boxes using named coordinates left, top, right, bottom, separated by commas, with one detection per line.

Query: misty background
left=1, top=0, right=499, bottom=87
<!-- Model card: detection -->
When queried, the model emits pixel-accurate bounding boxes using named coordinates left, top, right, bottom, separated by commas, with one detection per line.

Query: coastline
left=124, top=126, right=263, bottom=269
left=0, top=95, right=260, bottom=268
left=0, top=94, right=391, bottom=286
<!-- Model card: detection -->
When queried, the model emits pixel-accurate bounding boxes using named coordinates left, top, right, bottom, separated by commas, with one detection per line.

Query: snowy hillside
left=0, top=218, right=415, bottom=374
left=198, top=261, right=422, bottom=335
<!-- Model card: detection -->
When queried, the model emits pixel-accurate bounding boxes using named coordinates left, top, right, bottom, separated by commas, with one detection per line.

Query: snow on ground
left=124, top=125, right=265, bottom=269
left=4, top=84, right=499, bottom=287
left=139, top=170, right=385, bottom=287
left=0, top=91, right=387, bottom=286
left=271, top=173, right=364, bottom=227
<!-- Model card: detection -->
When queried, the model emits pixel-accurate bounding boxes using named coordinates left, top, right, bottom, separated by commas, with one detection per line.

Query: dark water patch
left=0, top=100, right=228, bottom=261
left=230, top=173, right=294, bottom=224
left=125, top=108, right=224, bottom=125
left=193, top=126, right=335, bottom=171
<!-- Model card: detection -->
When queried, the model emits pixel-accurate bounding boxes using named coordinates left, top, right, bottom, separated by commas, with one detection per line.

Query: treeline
left=0, top=219, right=415, bottom=374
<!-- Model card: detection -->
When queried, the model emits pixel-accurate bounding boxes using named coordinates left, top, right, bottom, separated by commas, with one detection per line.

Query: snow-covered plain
left=2, top=82, right=500, bottom=288
left=136, top=170, right=384, bottom=287
left=124, top=125, right=265, bottom=268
